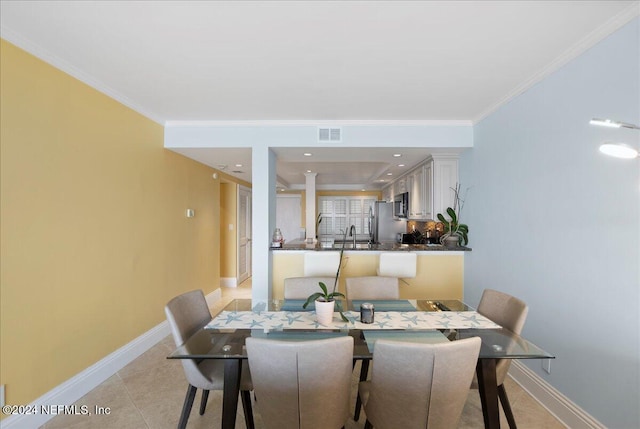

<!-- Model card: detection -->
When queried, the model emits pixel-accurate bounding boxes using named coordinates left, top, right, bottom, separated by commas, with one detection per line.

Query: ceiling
left=2, top=1, right=638, bottom=188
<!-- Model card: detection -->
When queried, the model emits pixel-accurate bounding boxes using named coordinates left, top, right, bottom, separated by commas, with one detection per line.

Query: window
left=318, top=196, right=376, bottom=239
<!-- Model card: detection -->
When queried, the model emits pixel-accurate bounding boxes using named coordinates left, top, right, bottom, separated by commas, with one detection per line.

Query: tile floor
left=43, top=280, right=565, bottom=429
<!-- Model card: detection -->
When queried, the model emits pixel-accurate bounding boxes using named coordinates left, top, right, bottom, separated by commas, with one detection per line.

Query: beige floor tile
left=43, top=375, right=147, bottom=429
left=118, top=340, right=175, bottom=379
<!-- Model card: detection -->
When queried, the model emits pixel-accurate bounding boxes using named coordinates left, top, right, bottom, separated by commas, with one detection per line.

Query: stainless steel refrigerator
left=369, top=201, right=407, bottom=243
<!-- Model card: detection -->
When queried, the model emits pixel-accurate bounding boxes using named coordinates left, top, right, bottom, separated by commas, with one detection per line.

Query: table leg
left=222, top=359, right=242, bottom=429
left=354, top=359, right=370, bottom=421
left=476, top=359, right=500, bottom=429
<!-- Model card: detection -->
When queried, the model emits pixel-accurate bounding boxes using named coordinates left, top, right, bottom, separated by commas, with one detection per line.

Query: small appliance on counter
left=400, top=230, right=425, bottom=244
left=400, top=233, right=414, bottom=244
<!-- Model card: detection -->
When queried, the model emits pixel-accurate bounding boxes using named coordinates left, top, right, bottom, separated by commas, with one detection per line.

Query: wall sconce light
left=186, top=209, right=195, bottom=218
left=590, top=118, right=640, bottom=159
left=599, top=143, right=638, bottom=159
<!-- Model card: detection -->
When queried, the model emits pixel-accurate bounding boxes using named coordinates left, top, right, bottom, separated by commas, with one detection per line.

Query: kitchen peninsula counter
left=272, top=240, right=468, bottom=300
left=272, top=240, right=471, bottom=252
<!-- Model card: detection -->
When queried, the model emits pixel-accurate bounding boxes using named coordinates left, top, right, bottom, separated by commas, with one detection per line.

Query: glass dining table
left=168, top=299, right=553, bottom=429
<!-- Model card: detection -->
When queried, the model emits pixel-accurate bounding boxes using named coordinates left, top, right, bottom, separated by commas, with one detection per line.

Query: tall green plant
left=436, top=183, right=470, bottom=246
left=303, top=226, right=349, bottom=322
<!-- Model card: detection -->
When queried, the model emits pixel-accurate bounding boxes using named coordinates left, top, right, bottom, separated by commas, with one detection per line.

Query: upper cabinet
left=395, top=177, right=408, bottom=194
left=381, top=183, right=393, bottom=202
left=408, top=164, right=430, bottom=220
left=394, top=155, right=459, bottom=221
left=430, top=155, right=459, bottom=220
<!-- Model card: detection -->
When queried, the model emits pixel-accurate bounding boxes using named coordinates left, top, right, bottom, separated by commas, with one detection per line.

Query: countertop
left=271, top=240, right=471, bottom=252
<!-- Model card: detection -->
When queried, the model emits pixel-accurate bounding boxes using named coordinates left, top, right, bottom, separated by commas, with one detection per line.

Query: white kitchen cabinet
left=393, top=155, right=457, bottom=221
left=382, top=184, right=393, bottom=202
left=423, top=161, right=433, bottom=219
left=408, top=165, right=428, bottom=219
left=395, top=177, right=408, bottom=194
left=430, top=155, right=459, bottom=219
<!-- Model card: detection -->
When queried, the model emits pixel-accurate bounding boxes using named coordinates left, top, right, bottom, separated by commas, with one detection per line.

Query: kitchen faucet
left=349, top=225, right=356, bottom=247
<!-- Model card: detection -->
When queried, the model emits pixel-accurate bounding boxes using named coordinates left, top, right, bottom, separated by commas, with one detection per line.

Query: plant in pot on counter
left=303, top=227, right=349, bottom=325
left=436, top=183, right=469, bottom=248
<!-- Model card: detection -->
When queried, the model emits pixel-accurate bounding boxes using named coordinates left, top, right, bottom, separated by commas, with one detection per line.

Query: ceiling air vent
left=318, top=127, right=342, bottom=142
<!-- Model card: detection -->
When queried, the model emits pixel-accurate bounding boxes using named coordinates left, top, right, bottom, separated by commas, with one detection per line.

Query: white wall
left=461, top=18, right=639, bottom=428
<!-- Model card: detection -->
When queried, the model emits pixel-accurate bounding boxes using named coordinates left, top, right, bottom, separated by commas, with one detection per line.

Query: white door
left=238, top=186, right=252, bottom=283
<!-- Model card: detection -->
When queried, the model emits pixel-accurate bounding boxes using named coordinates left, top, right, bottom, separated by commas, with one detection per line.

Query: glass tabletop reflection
left=168, top=299, right=553, bottom=361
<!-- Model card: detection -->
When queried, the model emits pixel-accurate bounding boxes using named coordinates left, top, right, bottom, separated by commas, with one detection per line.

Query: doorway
left=237, top=186, right=252, bottom=283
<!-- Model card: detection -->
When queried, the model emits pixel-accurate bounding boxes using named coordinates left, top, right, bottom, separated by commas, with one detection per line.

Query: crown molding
left=0, top=27, right=165, bottom=125
left=473, top=1, right=640, bottom=124
left=164, top=119, right=473, bottom=127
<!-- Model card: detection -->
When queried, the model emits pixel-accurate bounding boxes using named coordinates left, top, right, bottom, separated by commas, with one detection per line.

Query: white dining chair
left=346, top=276, right=400, bottom=300
left=473, top=289, right=529, bottom=429
left=359, top=337, right=481, bottom=429
left=284, top=276, right=336, bottom=299
left=245, top=336, right=354, bottom=429
left=165, top=290, right=254, bottom=429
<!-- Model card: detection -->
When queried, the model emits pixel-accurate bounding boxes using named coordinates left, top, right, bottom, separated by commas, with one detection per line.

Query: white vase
left=315, top=299, right=335, bottom=326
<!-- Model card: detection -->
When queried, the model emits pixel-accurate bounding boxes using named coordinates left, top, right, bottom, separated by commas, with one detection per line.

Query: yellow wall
left=0, top=39, right=220, bottom=408
left=272, top=251, right=463, bottom=300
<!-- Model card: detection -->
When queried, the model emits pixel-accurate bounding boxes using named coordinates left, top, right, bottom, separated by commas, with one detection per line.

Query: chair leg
left=178, top=384, right=197, bottom=429
left=241, top=390, right=255, bottom=429
left=364, top=419, right=373, bottom=429
left=497, top=383, right=517, bottom=429
left=199, top=389, right=209, bottom=415
left=354, top=359, right=370, bottom=421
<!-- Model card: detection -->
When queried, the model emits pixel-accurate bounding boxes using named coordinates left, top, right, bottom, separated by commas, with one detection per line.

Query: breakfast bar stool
left=303, top=251, right=340, bottom=277
left=377, top=252, right=417, bottom=279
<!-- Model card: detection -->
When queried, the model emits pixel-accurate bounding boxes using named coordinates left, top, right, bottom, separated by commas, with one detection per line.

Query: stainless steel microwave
left=393, top=192, right=409, bottom=218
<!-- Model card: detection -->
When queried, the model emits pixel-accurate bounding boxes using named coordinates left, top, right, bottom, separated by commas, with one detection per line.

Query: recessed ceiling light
left=387, top=173, right=393, bottom=176
left=303, top=153, right=312, bottom=157
left=306, top=170, right=312, bottom=173
left=393, top=154, right=402, bottom=157
left=235, top=163, right=243, bottom=167
left=398, top=164, right=405, bottom=167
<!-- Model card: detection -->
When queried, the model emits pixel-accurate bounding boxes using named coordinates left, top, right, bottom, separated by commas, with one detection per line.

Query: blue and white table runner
left=206, top=309, right=501, bottom=331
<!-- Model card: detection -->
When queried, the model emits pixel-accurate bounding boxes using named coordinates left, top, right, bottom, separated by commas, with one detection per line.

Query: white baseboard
left=1, top=290, right=222, bottom=429
left=205, top=288, right=222, bottom=307
left=220, top=277, right=237, bottom=288
left=509, top=361, right=605, bottom=429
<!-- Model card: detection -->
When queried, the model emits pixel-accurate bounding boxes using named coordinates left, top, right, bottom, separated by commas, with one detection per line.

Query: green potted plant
left=436, top=184, right=469, bottom=248
left=303, top=227, right=349, bottom=325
